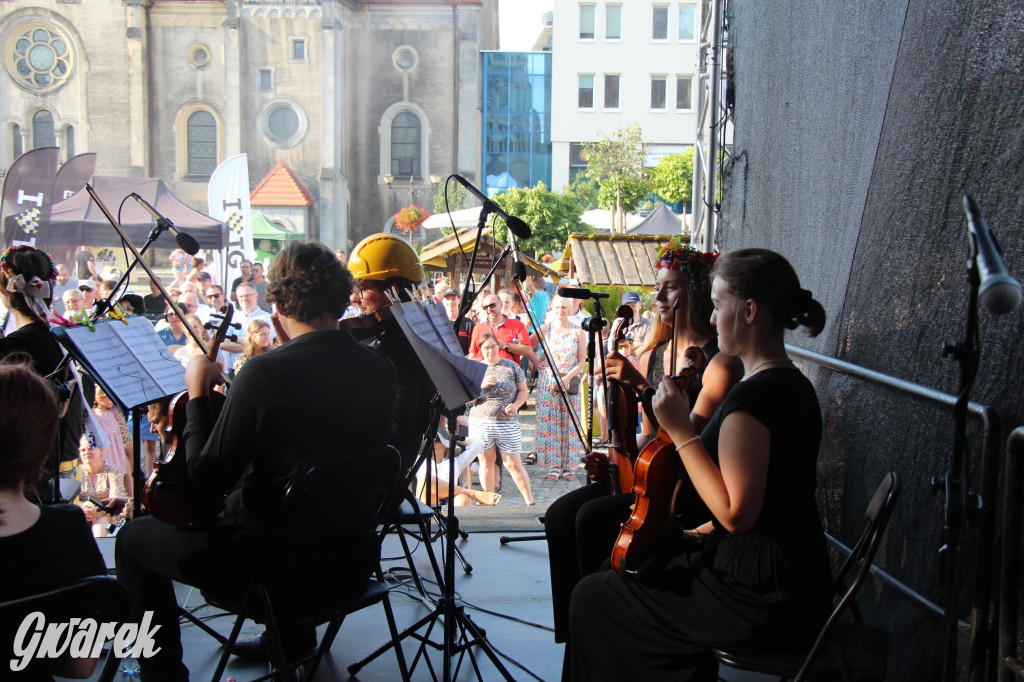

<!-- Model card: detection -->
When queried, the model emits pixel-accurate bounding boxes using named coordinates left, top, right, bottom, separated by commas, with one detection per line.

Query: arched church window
left=391, top=112, right=421, bottom=179
left=187, top=111, right=217, bottom=176
left=32, top=110, right=55, bottom=149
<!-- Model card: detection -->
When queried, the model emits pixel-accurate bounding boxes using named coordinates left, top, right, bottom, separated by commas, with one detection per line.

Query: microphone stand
left=937, top=232, right=982, bottom=682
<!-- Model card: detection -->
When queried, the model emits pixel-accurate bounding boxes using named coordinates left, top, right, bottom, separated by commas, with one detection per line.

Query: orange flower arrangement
left=394, top=204, right=429, bottom=233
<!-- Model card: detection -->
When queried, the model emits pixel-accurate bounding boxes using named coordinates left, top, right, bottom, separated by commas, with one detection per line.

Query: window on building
left=604, top=74, right=620, bottom=109
left=578, top=74, right=594, bottom=108
left=679, top=4, right=696, bottom=40
left=290, top=38, right=307, bottom=62
left=12, top=125, right=22, bottom=159
left=64, top=125, right=74, bottom=159
left=676, top=76, right=693, bottom=110
left=391, top=111, right=421, bottom=178
left=569, top=142, right=587, bottom=182
left=186, top=110, right=216, bottom=176
left=606, top=5, right=622, bottom=40
left=651, top=76, right=667, bottom=109
left=652, top=5, right=669, bottom=40
left=258, top=68, right=273, bottom=91
left=579, top=4, right=595, bottom=40
left=32, top=110, right=55, bottom=149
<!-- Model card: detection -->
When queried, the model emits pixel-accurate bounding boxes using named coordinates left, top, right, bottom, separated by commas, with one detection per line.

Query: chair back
left=796, top=472, right=899, bottom=680
left=0, top=575, right=130, bottom=680
left=275, top=445, right=402, bottom=546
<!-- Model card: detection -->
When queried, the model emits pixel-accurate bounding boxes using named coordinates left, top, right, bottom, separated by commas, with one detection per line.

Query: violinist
left=566, top=248, right=832, bottom=681
left=544, top=241, right=743, bottom=647
left=346, top=233, right=435, bottom=474
left=115, top=240, right=398, bottom=677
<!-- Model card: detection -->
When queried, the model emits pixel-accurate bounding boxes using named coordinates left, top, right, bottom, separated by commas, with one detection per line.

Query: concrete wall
left=721, top=1, right=1024, bottom=678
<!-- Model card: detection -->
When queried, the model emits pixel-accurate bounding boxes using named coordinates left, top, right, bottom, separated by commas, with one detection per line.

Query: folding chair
left=712, top=472, right=899, bottom=681
left=0, top=574, right=131, bottom=682
left=205, top=446, right=410, bottom=682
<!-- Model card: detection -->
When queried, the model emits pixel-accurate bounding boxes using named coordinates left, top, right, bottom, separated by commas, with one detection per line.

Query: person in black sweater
left=0, top=245, right=85, bottom=494
left=347, top=233, right=436, bottom=478
left=566, top=248, right=833, bottom=681
left=115, top=240, right=398, bottom=680
left=0, top=362, right=107, bottom=679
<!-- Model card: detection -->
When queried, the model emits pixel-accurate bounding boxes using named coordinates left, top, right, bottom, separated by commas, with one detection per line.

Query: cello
left=610, top=301, right=706, bottom=575
left=143, top=306, right=235, bottom=529
left=603, top=304, right=640, bottom=494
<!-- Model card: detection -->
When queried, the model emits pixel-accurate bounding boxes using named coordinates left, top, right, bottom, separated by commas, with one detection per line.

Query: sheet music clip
left=71, top=310, right=95, bottom=331
left=106, top=303, right=130, bottom=325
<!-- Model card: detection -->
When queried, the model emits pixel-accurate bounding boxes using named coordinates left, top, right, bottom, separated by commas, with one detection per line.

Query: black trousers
left=544, top=484, right=633, bottom=643
left=116, top=516, right=377, bottom=682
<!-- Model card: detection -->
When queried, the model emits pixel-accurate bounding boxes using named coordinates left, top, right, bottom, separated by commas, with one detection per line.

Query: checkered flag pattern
left=227, top=211, right=244, bottom=235
left=16, top=207, right=41, bottom=235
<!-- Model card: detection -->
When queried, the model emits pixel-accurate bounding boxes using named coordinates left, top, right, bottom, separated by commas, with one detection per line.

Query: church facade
left=0, top=0, right=497, bottom=250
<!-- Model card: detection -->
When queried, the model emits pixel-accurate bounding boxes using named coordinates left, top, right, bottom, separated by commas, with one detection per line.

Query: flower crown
left=0, top=244, right=58, bottom=281
left=654, top=238, right=718, bottom=276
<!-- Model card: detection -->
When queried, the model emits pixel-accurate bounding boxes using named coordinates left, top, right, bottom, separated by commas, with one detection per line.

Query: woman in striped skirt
left=468, top=333, right=535, bottom=505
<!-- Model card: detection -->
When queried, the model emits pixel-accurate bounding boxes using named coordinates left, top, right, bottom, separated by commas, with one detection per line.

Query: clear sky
left=498, top=0, right=553, bottom=51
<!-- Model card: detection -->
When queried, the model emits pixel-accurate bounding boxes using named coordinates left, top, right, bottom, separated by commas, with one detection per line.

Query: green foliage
left=582, top=123, right=649, bottom=232
left=596, top=176, right=649, bottom=215
left=564, top=175, right=600, bottom=211
left=432, top=181, right=474, bottom=234
left=490, top=182, right=590, bottom=257
left=650, top=150, right=694, bottom=204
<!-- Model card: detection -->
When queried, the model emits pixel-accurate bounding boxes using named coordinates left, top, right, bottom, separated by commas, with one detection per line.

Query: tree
left=563, top=175, right=600, bottom=212
left=491, top=182, right=590, bottom=257
left=431, top=181, right=474, bottom=234
left=650, top=149, right=694, bottom=205
left=582, top=123, right=649, bottom=233
left=596, top=176, right=648, bottom=226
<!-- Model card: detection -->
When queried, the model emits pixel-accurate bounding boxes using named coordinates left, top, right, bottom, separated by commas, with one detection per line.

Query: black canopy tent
left=3, top=175, right=226, bottom=251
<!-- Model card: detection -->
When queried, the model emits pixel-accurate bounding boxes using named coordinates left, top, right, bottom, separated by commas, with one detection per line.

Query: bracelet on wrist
left=675, top=435, right=701, bottom=453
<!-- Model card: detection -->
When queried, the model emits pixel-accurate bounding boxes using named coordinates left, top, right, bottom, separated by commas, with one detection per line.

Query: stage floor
left=90, top=518, right=766, bottom=682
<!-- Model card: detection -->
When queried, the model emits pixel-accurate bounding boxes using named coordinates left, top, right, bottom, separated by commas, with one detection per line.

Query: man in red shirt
left=468, top=293, right=538, bottom=368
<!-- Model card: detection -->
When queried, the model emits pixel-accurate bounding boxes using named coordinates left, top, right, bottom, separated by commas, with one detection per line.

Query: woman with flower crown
left=564, top=248, right=833, bottom=681
left=544, top=239, right=744, bottom=648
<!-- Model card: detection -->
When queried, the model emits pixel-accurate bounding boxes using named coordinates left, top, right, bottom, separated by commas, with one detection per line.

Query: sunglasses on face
left=483, top=302, right=499, bottom=310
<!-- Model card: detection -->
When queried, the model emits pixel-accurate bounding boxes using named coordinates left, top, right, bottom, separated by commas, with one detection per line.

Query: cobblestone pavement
left=490, top=392, right=588, bottom=508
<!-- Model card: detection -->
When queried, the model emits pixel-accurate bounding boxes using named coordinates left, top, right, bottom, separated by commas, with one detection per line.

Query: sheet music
left=391, top=301, right=485, bottom=410
left=400, top=301, right=487, bottom=392
left=58, top=318, right=186, bottom=410
left=425, top=303, right=469, bottom=355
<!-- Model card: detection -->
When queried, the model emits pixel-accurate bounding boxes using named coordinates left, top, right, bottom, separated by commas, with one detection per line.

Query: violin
left=143, top=306, right=234, bottom=529
left=604, top=304, right=640, bottom=494
left=611, top=300, right=706, bottom=575
left=339, top=305, right=399, bottom=342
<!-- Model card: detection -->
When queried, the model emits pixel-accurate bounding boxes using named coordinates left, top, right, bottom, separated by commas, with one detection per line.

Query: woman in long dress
left=531, top=295, right=586, bottom=481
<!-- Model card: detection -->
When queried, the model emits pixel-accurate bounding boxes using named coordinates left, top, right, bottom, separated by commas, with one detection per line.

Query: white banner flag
left=207, top=154, right=253, bottom=294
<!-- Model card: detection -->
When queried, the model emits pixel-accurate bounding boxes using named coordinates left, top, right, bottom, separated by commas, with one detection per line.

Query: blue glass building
left=481, top=52, right=552, bottom=198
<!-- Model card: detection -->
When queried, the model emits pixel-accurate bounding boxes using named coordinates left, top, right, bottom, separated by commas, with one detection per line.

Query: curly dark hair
left=712, top=248, right=826, bottom=337
left=266, top=240, right=353, bottom=323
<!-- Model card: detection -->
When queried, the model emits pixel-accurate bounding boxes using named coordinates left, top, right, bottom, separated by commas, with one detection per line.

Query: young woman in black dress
left=544, top=241, right=743, bottom=644
left=565, top=248, right=832, bottom=681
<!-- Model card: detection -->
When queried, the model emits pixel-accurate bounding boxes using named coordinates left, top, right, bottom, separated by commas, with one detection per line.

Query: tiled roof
left=564, top=233, right=693, bottom=287
left=250, top=161, right=315, bottom=207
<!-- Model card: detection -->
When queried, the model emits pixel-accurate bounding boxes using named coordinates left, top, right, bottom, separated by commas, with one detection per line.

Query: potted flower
left=394, top=204, right=429, bottom=233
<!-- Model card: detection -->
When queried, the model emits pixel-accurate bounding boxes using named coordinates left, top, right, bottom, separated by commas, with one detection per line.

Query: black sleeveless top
left=647, top=338, right=720, bottom=405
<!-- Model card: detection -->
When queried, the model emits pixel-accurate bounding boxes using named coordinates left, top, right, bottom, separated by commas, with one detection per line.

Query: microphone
left=558, top=287, right=609, bottom=300
left=452, top=175, right=532, bottom=239
left=130, top=192, right=200, bottom=255
left=963, top=195, right=1021, bottom=315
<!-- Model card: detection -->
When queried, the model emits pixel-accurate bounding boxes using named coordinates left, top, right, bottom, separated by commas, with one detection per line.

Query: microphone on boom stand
left=558, top=286, right=609, bottom=300
left=130, top=192, right=201, bottom=256
left=452, top=174, right=532, bottom=240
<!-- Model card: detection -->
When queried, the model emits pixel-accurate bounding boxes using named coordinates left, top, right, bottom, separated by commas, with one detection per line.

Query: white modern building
left=549, top=0, right=701, bottom=191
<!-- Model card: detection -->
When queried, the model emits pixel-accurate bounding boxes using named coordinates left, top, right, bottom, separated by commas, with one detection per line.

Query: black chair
left=0, top=575, right=131, bottom=682
left=712, top=472, right=899, bottom=682
left=206, top=446, right=410, bottom=682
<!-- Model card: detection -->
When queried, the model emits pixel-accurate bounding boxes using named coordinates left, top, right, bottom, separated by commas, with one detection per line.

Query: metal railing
left=786, top=343, right=1002, bottom=681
